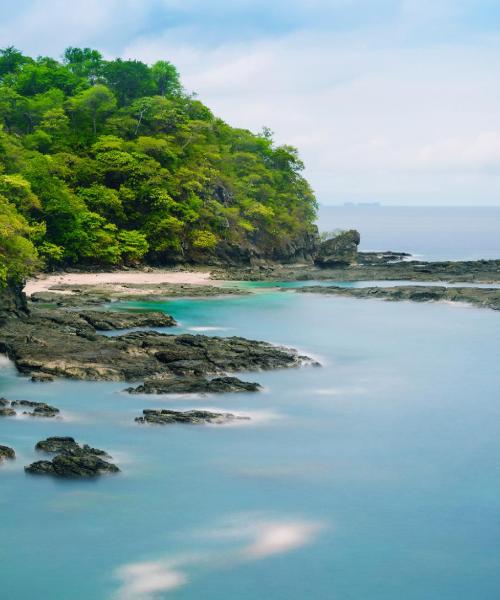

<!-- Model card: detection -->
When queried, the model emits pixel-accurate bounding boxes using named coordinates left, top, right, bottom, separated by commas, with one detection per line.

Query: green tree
left=69, top=84, right=116, bottom=135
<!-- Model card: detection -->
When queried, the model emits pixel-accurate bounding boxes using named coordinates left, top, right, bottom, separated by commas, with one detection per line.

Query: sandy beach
left=24, top=270, right=217, bottom=296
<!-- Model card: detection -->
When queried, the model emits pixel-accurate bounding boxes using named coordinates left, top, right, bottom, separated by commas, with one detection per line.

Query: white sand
left=24, top=270, right=217, bottom=296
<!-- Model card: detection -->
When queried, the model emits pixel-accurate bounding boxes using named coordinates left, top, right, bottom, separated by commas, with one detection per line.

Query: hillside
left=0, top=46, right=318, bottom=285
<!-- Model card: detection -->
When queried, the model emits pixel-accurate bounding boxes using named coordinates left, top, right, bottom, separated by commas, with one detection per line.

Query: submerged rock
left=135, top=408, right=249, bottom=425
left=11, top=400, right=60, bottom=418
left=31, top=372, right=55, bottom=382
left=126, top=375, right=261, bottom=395
left=0, top=445, right=15, bottom=462
left=26, top=436, right=119, bottom=478
left=0, top=407, right=16, bottom=417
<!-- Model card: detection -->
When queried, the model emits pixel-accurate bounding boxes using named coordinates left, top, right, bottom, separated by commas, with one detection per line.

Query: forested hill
left=0, top=46, right=318, bottom=284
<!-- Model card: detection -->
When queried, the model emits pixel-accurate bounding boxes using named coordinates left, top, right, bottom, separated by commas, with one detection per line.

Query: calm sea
left=1, top=288, right=500, bottom=599
left=318, top=205, right=500, bottom=261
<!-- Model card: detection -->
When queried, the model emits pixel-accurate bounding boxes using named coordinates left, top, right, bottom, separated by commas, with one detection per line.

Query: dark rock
left=0, top=407, right=16, bottom=417
left=0, top=280, right=28, bottom=325
left=31, top=372, right=55, bottom=382
left=0, top=445, right=15, bottom=462
left=26, top=436, right=118, bottom=478
left=0, top=316, right=310, bottom=381
left=126, top=375, right=262, bottom=394
left=315, top=230, right=360, bottom=267
left=295, top=285, right=500, bottom=311
left=135, top=408, right=249, bottom=425
left=11, top=400, right=60, bottom=418
left=77, top=310, right=176, bottom=330
left=25, top=454, right=119, bottom=478
left=0, top=397, right=10, bottom=406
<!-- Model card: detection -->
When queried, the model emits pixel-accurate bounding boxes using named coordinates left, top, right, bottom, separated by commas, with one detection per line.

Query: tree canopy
left=0, top=46, right=317, bottom=284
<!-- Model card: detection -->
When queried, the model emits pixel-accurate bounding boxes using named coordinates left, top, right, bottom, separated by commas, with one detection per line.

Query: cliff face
left=0, top=281, right=28, bottom=325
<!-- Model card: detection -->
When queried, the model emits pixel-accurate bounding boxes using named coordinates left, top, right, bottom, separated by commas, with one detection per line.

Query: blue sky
left=1, top=0, right=500, bottom=206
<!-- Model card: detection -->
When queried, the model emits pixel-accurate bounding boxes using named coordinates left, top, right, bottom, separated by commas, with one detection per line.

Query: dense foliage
left=0, top=46, right=317, bottom=282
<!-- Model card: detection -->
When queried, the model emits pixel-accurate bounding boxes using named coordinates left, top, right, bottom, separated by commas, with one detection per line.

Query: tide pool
left=1, top=291, right=500, bottom=599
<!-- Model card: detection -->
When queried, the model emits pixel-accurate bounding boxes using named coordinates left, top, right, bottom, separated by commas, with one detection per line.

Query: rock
left=0, top=316, right=310, bottom=381
left=26, top=436, right=119, bottom=478
left=0, top=397, right=10, bottom=406
left=294, top=285, right=500, bottom=311
left=315, top=230, right=360, bottom=267
left=126, top=375, right=262, bottom=394
left=0, top=445, right=15, bottom=462
left=135, top=409, right=249, bottom=425
left=0, top=407, right=16, bottom=417
left=10, top=400, right=60, bottom=418
left=31, top=372, right=55, bottom=382
left=0, top=280, right=28, bottom=325
left=77, top=310, right=176, bottom=331
left=25, top=454, right=120, bottom=478
left=35, top=436, right=108, bottom=457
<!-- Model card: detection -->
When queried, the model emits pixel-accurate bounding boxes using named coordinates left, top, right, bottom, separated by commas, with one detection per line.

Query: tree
left=0, top=46, right=30, bottom=78
left=151, top=60, right=181, bottom=97
left=63, top=47, right=103, bottom=83
left=69, top=84, right=116, bottom=135
left=0, top=194, right=39, bottom=283
left=102, top=59, right=153, bottom=105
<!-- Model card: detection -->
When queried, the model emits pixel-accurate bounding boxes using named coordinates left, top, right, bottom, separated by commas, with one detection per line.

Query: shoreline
left=24, top=269, right=221, bottom=297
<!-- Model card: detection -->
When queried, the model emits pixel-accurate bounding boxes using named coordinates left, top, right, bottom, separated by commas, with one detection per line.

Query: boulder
left=126, top=375, right=261, bottom=395
left=0, top=445, right=15, bottom=462
left=135, top=409, right=249, bottom=425
left=11, top=400, right=59, bottom=418
left=315, top=230, right=360, bottom=267
left=0, top=407, right=16, bottom=417
left=26, top=436, right=119, bottom=478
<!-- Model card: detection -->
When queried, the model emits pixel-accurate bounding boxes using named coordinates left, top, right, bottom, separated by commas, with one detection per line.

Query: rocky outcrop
left=135, top=409, right=248, bottom=425
left=0, top=445, right=15, bottom=462
left=0, top=311, right=312, bottom=381
left=0, top=281, right=28, bottom=325
left=11, top=400, right=60, bottom=417
left=126, top=375, right=261, bottom=394
left=26, top=436, right=119, bottom=478
left=295, top=285, right=500, bottom=311
left=0, top=407, right=16, bottom=417
left=315, top=230, right=360, bottom=267
left=214, top=258, right=500, bottom=284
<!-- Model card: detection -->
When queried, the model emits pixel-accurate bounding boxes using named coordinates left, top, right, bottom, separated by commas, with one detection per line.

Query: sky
left=1, top=0, right=500, bottom=206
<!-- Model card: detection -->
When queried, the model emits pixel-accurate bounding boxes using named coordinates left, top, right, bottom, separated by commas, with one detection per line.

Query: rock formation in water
left=126, top=375, right=261, bottom=394
left=25, top=436, right=119, bottom=478
left=0, top=445, right=15, bottom=463
left=135, top=408, right=249, bottom=425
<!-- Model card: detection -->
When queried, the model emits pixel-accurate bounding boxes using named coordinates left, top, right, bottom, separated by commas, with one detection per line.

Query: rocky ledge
left=294, top=285, right=500, bottom=311
left=213, top=259, right=500, bottom=284
left=135, top=409, right=249, bottom=425
left=25, top=436, right=119, bottom=478
left=0, top=306, right=311, bottom=381
left=0, top=445, right=15, bottom=462
left=126, top=375, right=261, bottom=395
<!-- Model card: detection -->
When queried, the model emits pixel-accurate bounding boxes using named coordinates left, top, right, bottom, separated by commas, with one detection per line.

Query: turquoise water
left=2, top=291, right=500, bottom=599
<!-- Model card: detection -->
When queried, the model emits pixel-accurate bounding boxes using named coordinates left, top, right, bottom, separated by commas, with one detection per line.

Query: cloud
left=418, top=132, right=500, bottom=171
left=113, top=561, right=187, bottom=600
left=2, top=1, right=500, bottom=204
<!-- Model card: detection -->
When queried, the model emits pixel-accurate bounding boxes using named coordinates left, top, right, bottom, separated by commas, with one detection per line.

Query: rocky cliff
left=315, top=230, right=360, bottom=267
left=0, top=281, right=28, bottom=325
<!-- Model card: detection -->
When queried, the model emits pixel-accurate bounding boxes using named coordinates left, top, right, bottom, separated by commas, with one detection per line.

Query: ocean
left=317, top=205, right=500, bottom=261
left=1, top=284, right=500, bottom=599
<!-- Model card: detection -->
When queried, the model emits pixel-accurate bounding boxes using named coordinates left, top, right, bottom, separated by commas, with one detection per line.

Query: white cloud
left=2, top=1, right=500, bottom=204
